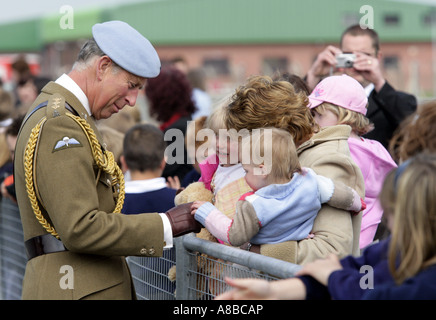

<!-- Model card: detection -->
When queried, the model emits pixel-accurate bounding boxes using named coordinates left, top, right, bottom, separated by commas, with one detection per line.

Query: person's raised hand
left=352, top=52, right=386, bottom=92
left=215, top=277, right=273, bottom=300
left=296, top=253, right=343, bottom=286
left=306, top=45, right=343, bottom=90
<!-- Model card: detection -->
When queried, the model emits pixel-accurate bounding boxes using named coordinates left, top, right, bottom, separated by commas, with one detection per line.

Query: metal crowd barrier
left=127, top=248, right=177, bottom=300
left=128, top=233, right=302, bottom=300
left=0, top=199, right=301, bottom=300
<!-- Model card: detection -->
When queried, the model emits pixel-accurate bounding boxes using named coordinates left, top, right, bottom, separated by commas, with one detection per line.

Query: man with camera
left=305, top=24, right=417, bottom=149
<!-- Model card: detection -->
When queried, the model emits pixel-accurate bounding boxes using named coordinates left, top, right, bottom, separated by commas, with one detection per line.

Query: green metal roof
left=41, top=8, right=103, bottom=42
left=109, top=0, right=352, bottom=45
left=0, top=18, right=41, bottom=52
left=107, top=0, right=435, bottom=45
left=0, top=0, right=435, bottom=52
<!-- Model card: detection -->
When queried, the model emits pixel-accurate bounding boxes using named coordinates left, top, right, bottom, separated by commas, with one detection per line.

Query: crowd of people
left=0, top=21, right=435, bottom=300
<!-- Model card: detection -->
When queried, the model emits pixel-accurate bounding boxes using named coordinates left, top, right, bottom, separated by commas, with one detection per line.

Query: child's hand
left=215, top=277, right=273, bottom=300
left=166, top=176, right=181, bottom=190
left=349, top=196, right=366, bottom=215
left=191, top=201, right=206, bottom=215
left=296, top=254, right=342, bottom=286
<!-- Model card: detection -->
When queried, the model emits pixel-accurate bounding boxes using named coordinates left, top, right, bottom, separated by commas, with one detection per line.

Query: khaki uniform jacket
left=260, top=125, right=365, bottom=265
left=15, top=82, right=166, bottom=299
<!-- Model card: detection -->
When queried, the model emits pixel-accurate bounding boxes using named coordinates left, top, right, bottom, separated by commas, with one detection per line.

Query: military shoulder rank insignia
left=47, top=93, right=67, bottom=119
left=53, top=136, right=82, bottom=152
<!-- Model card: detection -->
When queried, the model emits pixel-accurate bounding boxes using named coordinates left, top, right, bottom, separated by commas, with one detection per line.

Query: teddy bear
left=167, top=181, right=217, bottom=287
left=167, top=181, right=226, bottom=297
left=173, top=181, right=217, bottom=243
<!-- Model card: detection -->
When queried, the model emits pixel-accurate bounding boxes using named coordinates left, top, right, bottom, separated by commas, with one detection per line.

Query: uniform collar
left=55, top=73, right=91, bottom=116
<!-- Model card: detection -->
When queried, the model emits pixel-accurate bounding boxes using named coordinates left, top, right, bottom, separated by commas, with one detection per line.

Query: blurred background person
left=305, top=24, right=417, bottom=149
left=145, top=65, right=196, bottom=183
left=0, top=87, right=14, bottom=182
left=0, top=114, right=24, bottom=203
left=187, top=68, right=212, bottom=119
left=180, top=115, right=209, bottom=188
left=10, top=56, right=31, bottom=107
left=15, top=75, right=51, bottom=116
left=171, top=56, right=212, bottom=119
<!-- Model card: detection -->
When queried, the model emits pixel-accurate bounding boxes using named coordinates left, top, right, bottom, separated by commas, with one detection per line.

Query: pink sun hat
left=308, top=74, right=368, bottom=115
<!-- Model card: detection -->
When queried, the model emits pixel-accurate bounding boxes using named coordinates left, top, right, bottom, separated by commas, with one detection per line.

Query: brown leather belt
left=25, top=234, right=68, bottom=261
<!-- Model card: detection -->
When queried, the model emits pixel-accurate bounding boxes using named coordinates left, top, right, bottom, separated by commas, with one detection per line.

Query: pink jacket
left=348, top=137, right=397, bottom=249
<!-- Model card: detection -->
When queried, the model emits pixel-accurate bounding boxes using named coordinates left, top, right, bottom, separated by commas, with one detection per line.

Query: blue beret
left=92, top=20, right=161, bottom=78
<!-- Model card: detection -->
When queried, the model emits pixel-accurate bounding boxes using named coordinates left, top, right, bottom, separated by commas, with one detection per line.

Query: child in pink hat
left=308, top=74, right=397, bottom=250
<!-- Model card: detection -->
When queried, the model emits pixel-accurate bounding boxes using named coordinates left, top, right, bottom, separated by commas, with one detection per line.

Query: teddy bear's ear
left=174, top=182, right=198, bottom=205
left=174, top=191, right=185, bottom=206
left=168, top=266, right=177, bottom=282
left=174, top=181, right=213, bottom=205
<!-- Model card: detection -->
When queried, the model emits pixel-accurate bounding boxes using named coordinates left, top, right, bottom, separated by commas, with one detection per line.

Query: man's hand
left=165, top=202, right=202, bottom=237
left=306, top=45, right=342, bottom=90
left=352, top=52, right=386, bottom=92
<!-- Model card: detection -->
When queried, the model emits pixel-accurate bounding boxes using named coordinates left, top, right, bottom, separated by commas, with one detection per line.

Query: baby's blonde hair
left=240, top=127, right=301, bottom=182
left=314, top=102, right=374, bottom=136
left=206, top=96, right=231, bottom=134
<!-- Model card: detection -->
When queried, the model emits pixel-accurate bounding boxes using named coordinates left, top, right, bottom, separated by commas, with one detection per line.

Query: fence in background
left=0, top=198, right=26, bottom=300
left=0, top=200, right=301, bottom=300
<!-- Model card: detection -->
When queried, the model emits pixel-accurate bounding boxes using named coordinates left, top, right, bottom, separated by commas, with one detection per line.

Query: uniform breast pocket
left=96, top=169, right=117, bottom=211
left=98, top=170, right=112, bottom=188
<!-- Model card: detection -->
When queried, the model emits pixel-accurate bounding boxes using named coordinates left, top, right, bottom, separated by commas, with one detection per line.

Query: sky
left=0, top=0, right=149, bottom=24
left=1, top=0, right=435, bottom=24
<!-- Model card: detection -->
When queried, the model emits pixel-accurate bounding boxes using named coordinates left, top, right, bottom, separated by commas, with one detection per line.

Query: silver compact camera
left=336, top=53, right=356, bottom=68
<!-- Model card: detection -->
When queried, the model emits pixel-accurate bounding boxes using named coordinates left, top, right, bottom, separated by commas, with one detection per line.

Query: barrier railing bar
left=181, top=233, right=302, bottom=280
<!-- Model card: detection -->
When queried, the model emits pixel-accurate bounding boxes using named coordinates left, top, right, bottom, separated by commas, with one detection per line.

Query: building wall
left=156, top=41, right=434, bottom=100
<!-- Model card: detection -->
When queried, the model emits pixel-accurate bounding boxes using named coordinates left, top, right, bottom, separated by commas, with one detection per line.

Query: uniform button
left=148, top=248, right=156, bottom=255
left=140, top=248, right=147, bottom=255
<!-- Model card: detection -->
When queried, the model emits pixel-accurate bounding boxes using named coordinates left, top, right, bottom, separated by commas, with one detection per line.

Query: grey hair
left=73, top=38, right=120, bottom=72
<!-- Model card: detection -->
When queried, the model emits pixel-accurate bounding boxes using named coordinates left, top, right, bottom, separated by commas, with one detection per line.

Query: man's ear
left=120, top=155, right=128, bottom=173
left=96, top=56, right=112, bottom=80
left=161, top=156, right=168, bottom=171
left=376, top=50, right=383, bottom=61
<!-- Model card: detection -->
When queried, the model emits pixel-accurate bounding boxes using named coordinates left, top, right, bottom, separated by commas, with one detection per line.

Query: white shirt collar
left=0, top=118, right=13, bottom=128
left=364, top=83, right=375, bottom=97
left=124, top=177, right=168, bottom=194
left=55, top=73, right=91, bottom=116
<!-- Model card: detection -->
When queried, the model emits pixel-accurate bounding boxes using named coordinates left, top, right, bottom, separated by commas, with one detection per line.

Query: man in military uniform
left=14, top=21, right=200, bottom=300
